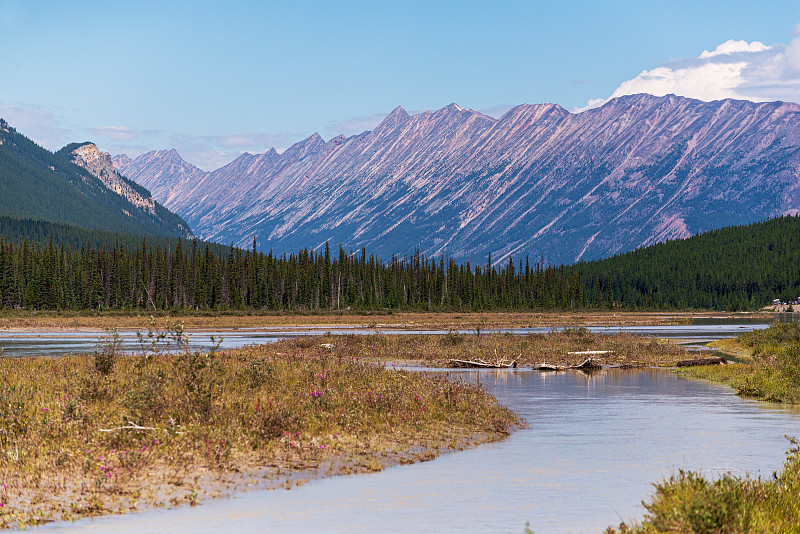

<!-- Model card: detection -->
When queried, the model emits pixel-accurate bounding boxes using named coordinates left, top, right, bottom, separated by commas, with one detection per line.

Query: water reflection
left=0, top=319, right=775, bottom=358
left=34, top=368, right=800, bottom=534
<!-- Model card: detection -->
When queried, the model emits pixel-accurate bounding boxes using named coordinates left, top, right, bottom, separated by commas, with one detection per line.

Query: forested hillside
left=0, top=216, right=228, bottom=256
left=1, top=215, right=798, bottom=311
left=0, top=119, right=192, bottom=238
left=572, top=215, right=800, bottom=310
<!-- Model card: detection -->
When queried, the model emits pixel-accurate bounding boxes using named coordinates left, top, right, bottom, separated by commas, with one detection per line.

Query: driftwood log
left=536, top=363, right=567, bottom=371
left=536, top=357, right=603, bottom=372
left=448, top=358, right=518, bottom=369
left=676, top=356, right=728, bottom=367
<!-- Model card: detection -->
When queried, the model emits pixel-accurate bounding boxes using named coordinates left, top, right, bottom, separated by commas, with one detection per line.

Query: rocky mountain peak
left=435, top=103, right=466, bottom=117
left=0, top=119, right=193, bottom=239
left=115, top=95, right=800, bottom=265
left=69, top=143, right=161, bottom=218
left=111, top=148, right=206, bottom=207
left=112, top=154, right=132, bottom=168
left=373, top=106, right=411, bottom=132
left=71, top=143, right=118, bottom=180
left=281, top=133, right=326, bottom=161
left=328, top=134, right=346, bottom=146
left=387, top=105, right=410, bottom=120
left=498, top=103, right=569, bottom=125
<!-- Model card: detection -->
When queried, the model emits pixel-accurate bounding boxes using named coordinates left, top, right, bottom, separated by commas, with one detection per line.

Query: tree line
left=2, top=215, right=799, bottom=312
left=571, top=215, right=800, bottom=311
left=0, top=237, right=583, bottom=311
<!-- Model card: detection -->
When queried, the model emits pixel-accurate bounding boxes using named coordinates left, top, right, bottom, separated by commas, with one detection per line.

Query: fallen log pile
left=676, top=355, right=728, bottom=367
left=448, top=358, right=518, bottom=368
left=536, top=357, right=603, bottom=372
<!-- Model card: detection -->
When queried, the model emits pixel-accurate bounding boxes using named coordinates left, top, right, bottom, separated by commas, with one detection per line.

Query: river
left=31, top=366, right=800, bottom=534
left=11, top=317, right=800, bottom=532
left=0, top=318, right=777, bottom=358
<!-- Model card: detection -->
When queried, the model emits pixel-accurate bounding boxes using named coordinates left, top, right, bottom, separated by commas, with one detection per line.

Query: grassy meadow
left=0, top=325, right=521, bottom=528
left=679, top=322, right=800, bottom=403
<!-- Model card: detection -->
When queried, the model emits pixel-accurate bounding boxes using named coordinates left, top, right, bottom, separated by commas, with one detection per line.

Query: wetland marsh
left=1, top=312, right=797, bottom=532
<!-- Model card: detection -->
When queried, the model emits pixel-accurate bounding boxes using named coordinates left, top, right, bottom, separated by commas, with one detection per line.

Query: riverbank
left=677, top=322, right=800, bottom=403
left=1, top=317, right=778, bottom=530
left=608, top=322, right=800, bottom=532
left=0, top=323, right=696, bottom=529
left=606, top=442, right=800, bottom=533
left=318, top=328, right=688, bottom=368
left=0, top=332, right=519, bottom=529
left=0, top=310, right=773, bottom=332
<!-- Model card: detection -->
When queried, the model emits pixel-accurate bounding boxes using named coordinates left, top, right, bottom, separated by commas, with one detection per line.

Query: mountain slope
left=569, top=214, right=800, bottom=310
left=0, top=119, right=193, bottom=239
left=115, top=94, right=800, bottom=265
left=113, top=149, right=206, bottom=205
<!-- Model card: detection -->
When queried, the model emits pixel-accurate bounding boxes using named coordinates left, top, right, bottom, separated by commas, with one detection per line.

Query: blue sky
left=2, top=1, right=799, bottom=169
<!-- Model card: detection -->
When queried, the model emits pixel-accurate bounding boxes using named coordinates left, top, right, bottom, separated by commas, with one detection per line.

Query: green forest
left=1, top=215, right=799, bottom=312
left=0, top=216, right=229, bottom=257
left=572, top=215, right=800, bottom=310
left=0, top=119, right=191, bottom=238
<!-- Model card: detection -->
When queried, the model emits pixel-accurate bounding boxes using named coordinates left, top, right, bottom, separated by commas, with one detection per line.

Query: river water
left=0, top=318, right=778, bottom=358
left=32, top=367, right=800, bottom=534
left=11, top=317, right=800, bottom=532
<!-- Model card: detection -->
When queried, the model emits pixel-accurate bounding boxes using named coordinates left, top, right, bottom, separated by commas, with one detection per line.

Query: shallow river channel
left=32, top=366, right=800, bottom=534
left=11, top=317, right=800, bottom=532
left=0, top=318, right=775, bottom=358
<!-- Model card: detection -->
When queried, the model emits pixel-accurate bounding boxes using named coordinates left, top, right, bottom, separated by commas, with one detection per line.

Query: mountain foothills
left=0, top=119, right=193, bottom=240
left=116, top=93, right=800, bottom=265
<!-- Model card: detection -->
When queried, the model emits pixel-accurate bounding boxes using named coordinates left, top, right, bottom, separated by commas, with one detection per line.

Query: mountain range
left=0, top=119, right=192, bottom=240
left=114, top=93, right=800, bottom=265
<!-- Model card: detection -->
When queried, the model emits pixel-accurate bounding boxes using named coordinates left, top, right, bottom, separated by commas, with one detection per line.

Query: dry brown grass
left=323, top=329, right=689, bottom=368
left=0, top=321, right=694, bottom=528
left=0, top=310, right=771, bottom=332
left=0, top=332, right=519, bottom=529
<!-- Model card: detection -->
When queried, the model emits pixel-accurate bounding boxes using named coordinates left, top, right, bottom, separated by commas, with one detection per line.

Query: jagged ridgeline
left=0, top=119, right=192, bottom=238
left=1, top=216, right=799, bottom=311
left=116, top=95, right=800, bottom=266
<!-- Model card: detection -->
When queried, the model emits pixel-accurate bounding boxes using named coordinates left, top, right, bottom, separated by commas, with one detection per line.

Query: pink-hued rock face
left=72, top=143, right=159, bottom=215
left=116, top=94, right=800, bottom=265
left=71, top=143, right=194, bottom=239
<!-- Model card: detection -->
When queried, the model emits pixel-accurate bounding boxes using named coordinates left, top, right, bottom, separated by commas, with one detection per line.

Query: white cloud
left=0, top=102, right=70, bottom=149
left=577, top=27, right=800, bottom=111
left=326, top=112, right=388, bottom=136
left=699, top=39, right=768, bottom=58
left=89, top=125, right=139, bottom=141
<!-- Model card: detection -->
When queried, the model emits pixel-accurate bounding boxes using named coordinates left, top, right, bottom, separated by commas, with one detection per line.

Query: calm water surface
left=0, top=318, right=779, bottom=358
left=33, top=368, right=800, bottom=534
